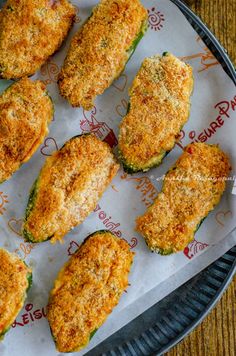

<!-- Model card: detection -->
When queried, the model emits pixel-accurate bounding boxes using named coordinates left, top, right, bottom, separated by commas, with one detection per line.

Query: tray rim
left=159, top=1, right=236, bottom=352
left=0, top=0, right=235, bottom=355
left=156, top=250, right=236, bottom=355
left=145, top=0, right=236, bottom=353
left=172, top=0, right=236, bottom=84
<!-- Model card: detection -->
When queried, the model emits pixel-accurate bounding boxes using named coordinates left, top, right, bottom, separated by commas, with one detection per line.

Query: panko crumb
left=0, top=77, right=54, bottom=183
left=0, top=0, right=75, bottom=79
left=136, top=143, right=231, bottom=254
left=0, top=248, right=31, bottom=339
left=119, top=53, right=194, bottom=172
left=23, top=134, right=120, bottom=243
left=47, top=231, right=133, bottom=353
left=58, top=0, right=147, bottom=109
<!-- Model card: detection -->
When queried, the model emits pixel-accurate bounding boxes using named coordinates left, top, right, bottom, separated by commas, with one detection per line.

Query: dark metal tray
left=87, top=1, right=236, bottom=354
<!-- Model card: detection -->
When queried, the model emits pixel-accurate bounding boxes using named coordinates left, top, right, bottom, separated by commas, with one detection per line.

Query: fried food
left=23, top=134, right=120, bottom=243
left=0, top=0, right=75, bottom=79
left=119, top=53, right=194, bottom=173
left=136, top=143, right=231, bottom=254
left=47, top=230, right=133, bottom=352
left=0, top=248, right=32, bottom=340
left=58, top=0, right=147, bottom=109
left=0, top=77, right=54, bottom=183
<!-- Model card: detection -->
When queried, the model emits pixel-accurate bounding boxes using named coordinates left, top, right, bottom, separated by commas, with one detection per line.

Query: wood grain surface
left=166, top=1, right=236, bottom=355
left=185, top=0, right=236, bottom=65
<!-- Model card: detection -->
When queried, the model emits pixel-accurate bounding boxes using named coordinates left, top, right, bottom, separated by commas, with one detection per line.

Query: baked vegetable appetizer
left=0, top=77, right=54, bottom=183
left=47, top=230, right=133, bottom=352
left=23, top=134, right=119, bottom=243
left=0, top=0, right=75, bottom=79
left=0, top=248, right=32, bottom=340
left=119, top=53, right=194, bottom=173
left=136, top=143, right=231, bottom=254
left=58, top=0, right=147, bottom=109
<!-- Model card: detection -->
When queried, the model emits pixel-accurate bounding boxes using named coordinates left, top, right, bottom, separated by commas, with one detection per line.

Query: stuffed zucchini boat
left=0, top=248, right=32, bottom=340
left=118, top=53, right=194, bottom=173
left=0, top=77, right=54, bottom=183
left=58, top=0, right=148, bottom=109
left=23, top=134, right=120, bottom=243
left=0, top=0, right=75, bottom=79
left=47, top=230, right=134, bottom=352
left=136, top=143, right=231, bottom=254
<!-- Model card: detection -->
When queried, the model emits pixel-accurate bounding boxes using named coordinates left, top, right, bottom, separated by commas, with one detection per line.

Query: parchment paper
left=0, top=1, right=235, bottom=355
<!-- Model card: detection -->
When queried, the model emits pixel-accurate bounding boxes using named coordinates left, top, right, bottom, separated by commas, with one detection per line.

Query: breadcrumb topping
left=0, top=0, right=75, bottom=79
left=0, top=77, right=54, bottom=183
left=0, top=248, right=31, bottom=338
left=23, top=134, right=120, bottom=243
left=47, top=231, right=134, bottom=353
left=58, top=0, right=147, bottom=109
left=136, top=143, right=231, bottom=253
left=119, top=53, right=194, bottom=172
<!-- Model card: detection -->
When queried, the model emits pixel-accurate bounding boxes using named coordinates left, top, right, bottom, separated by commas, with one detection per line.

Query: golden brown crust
left=0, top=77, right=54, bottom=183
left=47, top=231, right=134, bottom=353
left=119, top=53, right=194, bottom=172
left=0, top=248, right=31, bottom=337
left=58, top=0, right=147, bottom=109
left=0, top=0, right=75, bottom=79
left=23, top=134, right=120, bottom=243
left=136, top=143, right=231, bottom=253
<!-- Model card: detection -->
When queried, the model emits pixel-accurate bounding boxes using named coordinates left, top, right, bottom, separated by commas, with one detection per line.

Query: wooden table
left=167, top=1, right=236, bottom=355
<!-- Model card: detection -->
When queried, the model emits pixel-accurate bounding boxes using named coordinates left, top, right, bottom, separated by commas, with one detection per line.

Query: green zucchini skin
left=0, top=325, right=11, bottom=341
left=137, top=143, right=231, bottom=255
left=49, top=324, right=97, bottom=353
left=119, top=149, right=170, bottom=174
left=58, top=1, right=147, bottom=109
left=26, top=271, right=33, bottom=292
left=156, top=215, right=207, bottom=255
left=23, top=178, right=42, bottom=243
left=89, top=328, right=98, bottom=341
left=145, top=211, right=207, bottom=256
left=23, top=134, right=119, bottom=244
left=47, top=230, right=133, bottom=352
left=0, top=78, right=54, bottom=184
left=0, top=260, right=32, bottom=340
left=118, top=53, right=194, bottom=174
left=144, top=163, right=207, bottom=256
left=86, top=5, right=147, bottom=66
left=126, top=19, right=148, bottom=63
left=0, top=79, right=13, bottom=94
left=23, top=134, right=90, bottom=243
left=22, top=177, right=53, bottom=243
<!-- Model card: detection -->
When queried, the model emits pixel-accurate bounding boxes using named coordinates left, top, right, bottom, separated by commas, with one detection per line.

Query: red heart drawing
left=115, top=98, right=128, bottom=117
left=67, top=241, right=80, bottom=256
left=215, top=210, right=233, bottom=227
left=8, top=218, right=24, bottom=236
left=40, top=137, right=58, bottom=156
left=112, top=74, right=128, bottom=92
left=129, top=237, right=138, bottom=249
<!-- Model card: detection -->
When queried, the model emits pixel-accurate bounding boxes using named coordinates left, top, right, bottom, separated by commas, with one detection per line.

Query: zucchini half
left=118, top=52, right=194, bottom=173
left=0, top=248, right=32, bottom=340
left=0, top=0, right=75, bottom=79
left=0, top=77, right=54, bottom=184
left=126, top=19, right=148, bottom=64
left=47, top=230, right=134, bottom=353
left=58, top=0, right=148, bottom=109
left=23, top=134, right=120, bottom=243
left=136, top=143, right=231, bottom=254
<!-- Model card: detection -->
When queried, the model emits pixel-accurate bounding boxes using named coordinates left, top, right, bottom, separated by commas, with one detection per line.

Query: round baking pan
left=86, top=1, right=236, bottom=354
